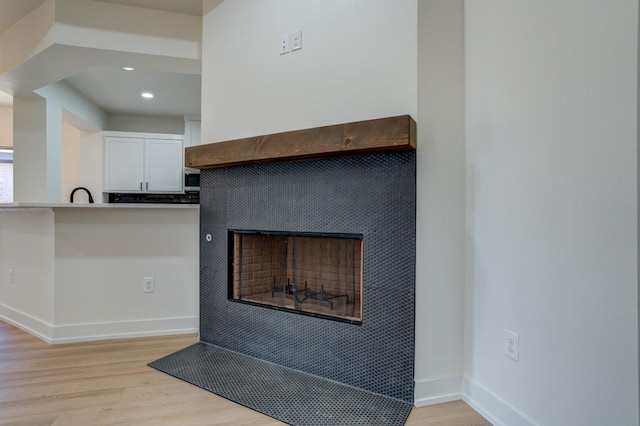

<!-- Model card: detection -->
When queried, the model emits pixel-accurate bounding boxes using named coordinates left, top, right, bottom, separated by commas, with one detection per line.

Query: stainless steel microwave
left=184, top=172, right=200, bottom=191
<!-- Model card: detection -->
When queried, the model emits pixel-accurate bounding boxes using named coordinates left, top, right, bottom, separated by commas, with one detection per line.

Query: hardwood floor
left=0, top=321, right=491, bottom=425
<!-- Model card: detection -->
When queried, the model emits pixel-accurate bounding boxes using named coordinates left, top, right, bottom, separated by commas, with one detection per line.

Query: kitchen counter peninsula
left=0, top=202, right=199, bottom=209
left=0, top=203, right=199, bottom=345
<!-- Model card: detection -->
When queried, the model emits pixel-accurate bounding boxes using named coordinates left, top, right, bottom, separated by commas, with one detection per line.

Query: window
left=0, top=148, right=13, bottom=203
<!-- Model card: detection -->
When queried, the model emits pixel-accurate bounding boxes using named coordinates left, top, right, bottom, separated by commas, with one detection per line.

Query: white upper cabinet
left=104, top=133, right=184, bottom=193
left=104, top=137, right=145, bottom=192
left=145, top=139, right=184, bottom=192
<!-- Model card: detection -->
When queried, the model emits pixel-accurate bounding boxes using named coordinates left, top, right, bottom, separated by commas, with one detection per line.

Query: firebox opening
left=228, top=230, right=363, bottom=323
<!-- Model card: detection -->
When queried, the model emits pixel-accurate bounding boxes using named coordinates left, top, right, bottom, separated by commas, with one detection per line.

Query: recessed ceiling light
left=141, top=92, right=154, bottom=99
left=122, top=66, right=134, bottom=71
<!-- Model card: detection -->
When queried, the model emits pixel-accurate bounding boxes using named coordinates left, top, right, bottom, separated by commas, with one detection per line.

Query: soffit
left=0, top=0, right=46, bottom=34
left=0, top=0, right=202, bottom=116
left=94, top=0, right=202, bottom=16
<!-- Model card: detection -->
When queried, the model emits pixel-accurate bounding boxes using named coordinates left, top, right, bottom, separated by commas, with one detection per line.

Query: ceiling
left=65, top=66, right=201, bottom=117
left=0, top=0, right=203, bottom=117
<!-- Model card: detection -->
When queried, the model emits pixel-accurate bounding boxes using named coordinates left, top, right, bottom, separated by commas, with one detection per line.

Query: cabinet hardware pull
left=140, top=182, right=142, bottom=190
left=146, top=182, right=149, bottom=190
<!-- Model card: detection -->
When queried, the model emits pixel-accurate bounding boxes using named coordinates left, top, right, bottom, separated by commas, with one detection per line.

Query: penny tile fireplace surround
left=194, top=116, right=416, bottom=402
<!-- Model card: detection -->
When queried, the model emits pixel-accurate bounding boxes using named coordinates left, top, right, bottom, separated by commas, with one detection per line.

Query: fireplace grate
left=271, top=278, right=350, bottom=310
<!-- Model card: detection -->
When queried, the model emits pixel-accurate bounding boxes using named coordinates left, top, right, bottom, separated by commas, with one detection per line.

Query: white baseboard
left=414, top=375, right=463, bottom=406
left=0, top=303, right=54, bottom=343
left=50, top=316, right=199, bottom=344
left=0, top=303, right=198, bottom=344
left=462, top=376, right=537, bottom=426
left=414, top=375, right=539, bottom=425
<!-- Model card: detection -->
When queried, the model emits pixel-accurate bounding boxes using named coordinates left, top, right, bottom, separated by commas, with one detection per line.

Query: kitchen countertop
left=0, top=203, right=199, bottom=210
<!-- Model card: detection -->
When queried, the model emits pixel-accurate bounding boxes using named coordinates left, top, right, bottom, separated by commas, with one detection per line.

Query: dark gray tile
left=198, top=152, right=416, bottom=402
left=149, top=343, right=412, bottom=426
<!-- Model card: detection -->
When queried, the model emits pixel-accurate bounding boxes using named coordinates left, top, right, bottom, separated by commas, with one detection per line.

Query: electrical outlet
left=504, top=329, right=519, bottom=361
left=291, top=30, right=302, bottom=51
left=8, top=268, right=13, bottom=284
left=143, top=276, right=154, bottom=293
left=279, top=33, right=290, bottom=55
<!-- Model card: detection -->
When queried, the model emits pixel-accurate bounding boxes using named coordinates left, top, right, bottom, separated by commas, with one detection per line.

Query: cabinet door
left=104, top=137, right=145, bottom=192
left=145, top=139, right=183, bottom=192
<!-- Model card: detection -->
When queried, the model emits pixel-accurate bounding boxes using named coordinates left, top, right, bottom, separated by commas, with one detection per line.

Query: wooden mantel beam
left=185, top=115, right=416, bottom=169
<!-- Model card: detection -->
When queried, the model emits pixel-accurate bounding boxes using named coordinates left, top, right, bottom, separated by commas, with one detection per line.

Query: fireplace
left=150, top=116, right=417, bottom=424
left=191, top=116, right=416, bottom=402
left=229, top=230, right=363, bottom=323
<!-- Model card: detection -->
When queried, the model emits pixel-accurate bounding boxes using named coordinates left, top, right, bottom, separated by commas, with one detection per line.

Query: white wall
left=414, top=0, right=465, bottom=405
left=464, top=1, right=638, bottom=425
left=0, top=207, right=199, bottom=343
left=0, top=209, right=55, bottom=340
left=107, top=114, right=185, bottom=134
left=78, top=130, right=104, bottom=204
left=53, top=208, right=199, bottom=342
left=44, top=97, right=62, bottom=203
left=12, top=96, right=48, bottom=202
left=61, top=121, right=82, bottom=202
left=201, top=0, right=417, bottom=143
left=0, top=107, right=13, bottom=147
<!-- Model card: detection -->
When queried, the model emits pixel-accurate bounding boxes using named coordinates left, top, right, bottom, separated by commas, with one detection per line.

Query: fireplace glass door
left=229, top=230, right=363, bottom=323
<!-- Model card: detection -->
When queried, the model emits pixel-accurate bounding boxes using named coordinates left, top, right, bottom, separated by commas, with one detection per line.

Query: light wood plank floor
left=0, top=321, right=491, bottom=425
